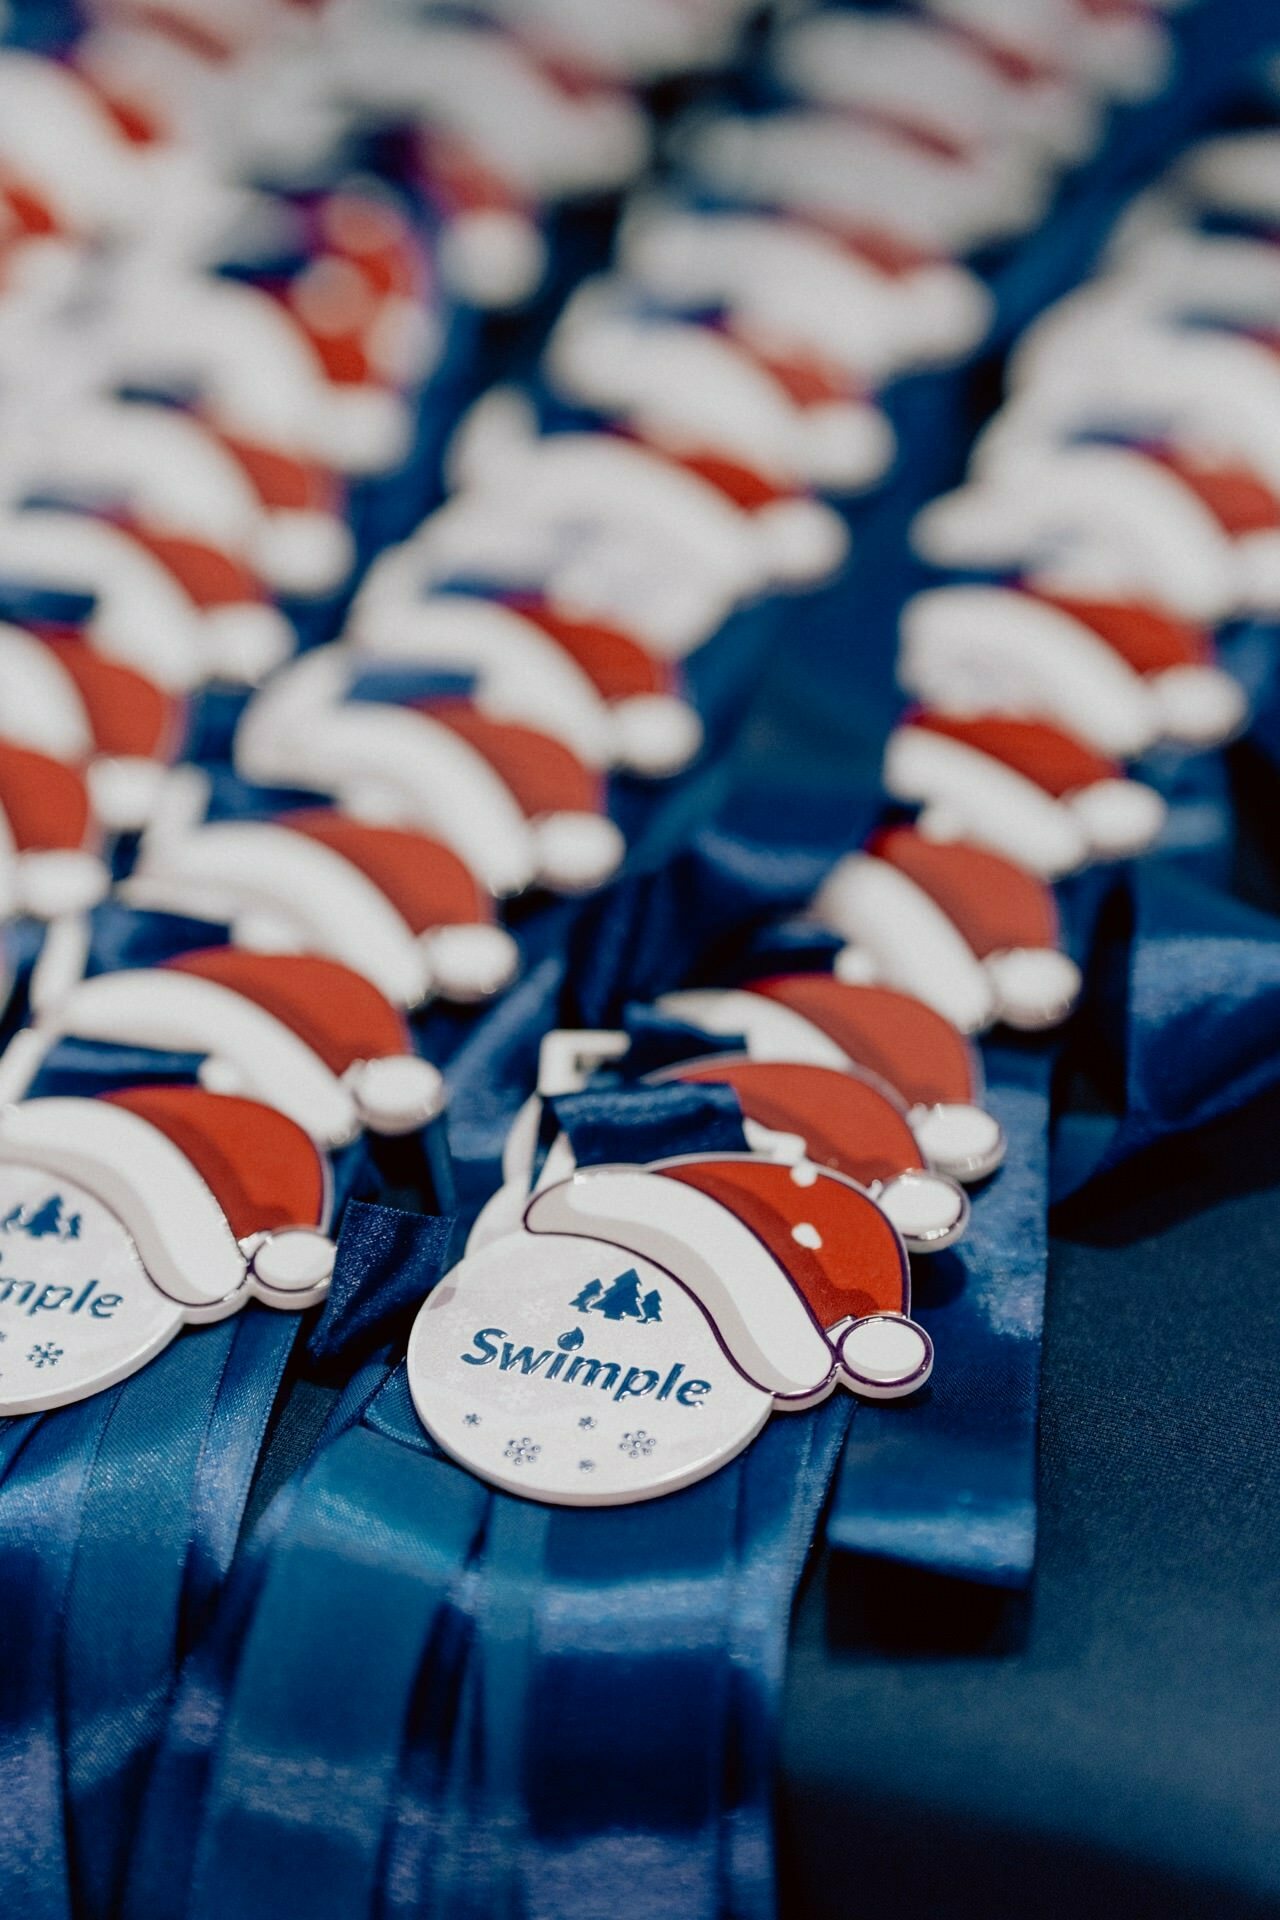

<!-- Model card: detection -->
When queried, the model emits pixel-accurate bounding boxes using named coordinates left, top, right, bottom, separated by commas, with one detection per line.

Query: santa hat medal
left=0, top=1085, right=335, bottom=1417
left=408, top=1153, right=930, bottom=1507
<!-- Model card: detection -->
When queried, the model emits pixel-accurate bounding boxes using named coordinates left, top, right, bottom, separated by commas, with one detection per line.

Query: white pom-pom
left=611, top=694, right=703, bottom=777
left=87, top=756, right=169, bottom=833
left=838, top=1313, right=933, bottom=1399
left=200, top=605, right=295, bottom=687
left=254, top=512, right=355, bottom=598
left=17, top=850, right=110, bottom=920
left=250, top=1226, right=336, bottom=1302
left=832, top=944, right=880, bottom=987
left=984, top=948, right=1083, bottom=1032
left=439, top=211, right=546, bottom=311
left=1151, top=664, right=1248, bottom=747
left=534, top=812, right=626, bottom=894
left=1233, top=529, right=1280, bottom=614
left=317, top=387, right=412, bottom=475
left=346, top=1054, right=447, bottom=1135
left=754, top=497, right=849, bottom=584
left=1068, top=778, right=1167, bottom=860
left=908, top=1101, right=1005, bottom=1183
left=878, top=1170, right=968, bottom=1250
left=420, top=922, right=520, bottom=1003
left=445, top=385, right=539, bottom=493
left=795, top=401, right=895, bottom=493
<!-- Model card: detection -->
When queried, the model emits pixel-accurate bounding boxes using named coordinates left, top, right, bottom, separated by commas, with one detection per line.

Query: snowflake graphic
left=503, top=1436, right=541, bottom=1467
left=463, top=1413, right=481, bottom=1427
left=27, top=1343, right=63, bottom=1369
left=578, top=1415, right=596, bottom=1430
left=579, top=1460, right=596, bottom=1473
left=619, top=1430, right=656, bottom=1460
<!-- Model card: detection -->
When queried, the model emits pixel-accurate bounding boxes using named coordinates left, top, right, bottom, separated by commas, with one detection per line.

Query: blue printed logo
left=1, top=1194, right=81, bottom=1242
left=569, top=1268, right=662, bottom=1323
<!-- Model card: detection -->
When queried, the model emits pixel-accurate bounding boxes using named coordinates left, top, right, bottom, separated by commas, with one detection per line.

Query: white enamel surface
left=838, top=1313, right=933, bottom=1399
left=246, top=700, right=536, bottom=898
left=0, top=625, right=92, bottom=759
left=899, top=585, right=1159, bottom=759
left=619, top=204, right=992, bottom=381
left=0, top=52, right=142, bottom=232
left=814, top=853, right=996, bottom=1035
left=333, top=19, right=648, bottom=196
left=14, top=400, right=264, bottom=549
left=1180, top=128, right=1280, bottom=223
left=878, top=1171, right=968, bottom=1250
left=655, top=990, right=851, bottom=1071
left=38, top=968, right=361, bottom=1148
left=978, top=328, right=1280, bottom=498
left=913, top=447, right=1239, bottom=626
left=352, top=597, right=615, bottom=768
left=0, top=511, right=204, bottom=692
left=984, top=948, right=1083, bottom=1032
left=547, top=286, right=893, bottom=491
left=1151, top=666, right=1248, bottom=748
left=128, top=823, right=430, bottom=1009
left=1067, top=779, right=1167, bottom=860
left=776, top=11, right=1093, bottom=161
left=0, top=1099, right=248, bottom=1311
left=347, top=1055, right=446, bottom=1136
left=684, top=109, right=1049, bottom=255
left=420, top=924, right=520, bottom=1004
left=408, top=1229, right=773, bottom=1507
left=908, top=1102, right=1005, bottom=1182
left=0, top=1163, right=185, bottom=1415
left=884, top=729, right=1091, bottom=879
left=526, top=1168, right=836, bottom=1402
left=15, top=851, right=110, bottom=921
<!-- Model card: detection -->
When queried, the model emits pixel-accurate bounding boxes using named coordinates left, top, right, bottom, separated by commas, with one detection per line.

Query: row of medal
left=0, top=0, right=1254, bottom=1509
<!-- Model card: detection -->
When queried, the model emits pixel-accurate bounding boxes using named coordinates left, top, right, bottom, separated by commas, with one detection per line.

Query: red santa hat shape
left=114, top=517, right=294, bottom=687
left=235, top=651, right=623, bottom=896
left=525, top=1155, right=932, bottom=1402
left=662, top=1058, right=969, bottom=1251
left=545, top=279, right=895, bottom=495
left=0, top=740, right=109, bottom=921
left=657, top=975, right=1004, bottom=1183
left=203, top=420, right=354, bottom=600
left=884, top=710, right=1167, bottom=878
left=0, top=508, right=204, bottom=693
left=26, top=948, right=445, bottom=1147
left=351, top=592, right=704, bottom=780
left=911, top=443, right=1239, bottom=627
left=817, top=828, right=1082, bottom=1033
left=0, top=1084, right=335, bottom=1323
left=1018, top=587, right=1246, bottom=752
left=0, top=623, right=184, bottom=830
left=126, top=809, right=519, bottom=1007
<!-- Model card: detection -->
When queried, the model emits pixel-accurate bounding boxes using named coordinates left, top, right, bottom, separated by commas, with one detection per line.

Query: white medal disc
left=0, top=1167, right=184, bottom=1415
left=408, top=1231, right=773, bottom=1506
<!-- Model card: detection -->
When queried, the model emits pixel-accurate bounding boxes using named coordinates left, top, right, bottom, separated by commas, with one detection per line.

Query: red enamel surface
left=0, top=740, right=91, bottom=850
left=868, top=825, right=1060, bottom=956
left=119, top=524, right=264, bottom=608
left=282, top=809, right=492, bottom=931
left=104, top=1086, right=325, bottom=1235
left=910, top=710, right=1118, bottom=796
left=167, top=948, right=410, bottom=1074
left=660, top=1156, right=909, bottom=1328
left=505, top=597, right=674, bottom=700
left=209, top=424, right=340, bottom=515
left=1030, top=589, right=1210, bottom=673
left=42, top=633, right=181, bottom=759
left=748, top=974, right=978, bottom=1106
left=418, top=700, right=604, bottom=816
left=670, top=1058, right=923, bottom=1186
left=1147, top=444, right=1280, bottom=535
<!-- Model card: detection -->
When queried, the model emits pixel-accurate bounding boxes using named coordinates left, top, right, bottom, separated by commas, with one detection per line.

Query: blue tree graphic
left=640, top=1289, right=662, bottom=1324
left=23, top=1196, right=65, bottom=1239
left=570, top=1278, right=603, bottom=1314
left=596, top=1269, right=644, bottom=1322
